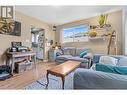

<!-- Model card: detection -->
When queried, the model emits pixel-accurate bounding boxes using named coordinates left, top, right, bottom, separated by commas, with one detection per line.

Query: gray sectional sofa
left=55, top=47, right=93, bottom=68
left=74, top=54, right=127, bottom=89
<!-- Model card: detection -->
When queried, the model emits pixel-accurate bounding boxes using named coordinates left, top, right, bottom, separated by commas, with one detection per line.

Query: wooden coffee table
left=46, top=61, right=80, bottom=89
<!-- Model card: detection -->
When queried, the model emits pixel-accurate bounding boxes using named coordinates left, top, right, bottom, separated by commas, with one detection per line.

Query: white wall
left=56, top=10, right=123, bottom=55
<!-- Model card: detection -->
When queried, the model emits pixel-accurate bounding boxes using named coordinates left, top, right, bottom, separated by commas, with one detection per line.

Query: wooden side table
left=48, top=49, right=57, bottom=62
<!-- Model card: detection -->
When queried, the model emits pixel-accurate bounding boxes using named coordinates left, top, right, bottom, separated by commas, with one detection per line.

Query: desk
left=6, top=52, right=36, bottom=75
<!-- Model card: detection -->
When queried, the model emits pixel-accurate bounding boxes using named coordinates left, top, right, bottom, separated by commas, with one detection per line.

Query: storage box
left=15, top=60, right=33, bottom=73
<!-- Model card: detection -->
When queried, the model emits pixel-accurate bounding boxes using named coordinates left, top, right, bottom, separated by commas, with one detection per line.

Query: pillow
left=79, top=50, right=88, bottom=58
left=117, top=57, right=127, bottom=67
left=99, top=56, right=118, bottom=66
left=83, top=53, right=93, bottom=59
left=56, top=49, right=64, bottom=56
left=56, top=52, right=62, bottom=56
left=96, top=63, right=127, bottom=75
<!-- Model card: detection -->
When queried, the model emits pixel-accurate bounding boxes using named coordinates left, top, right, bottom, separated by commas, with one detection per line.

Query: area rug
left=25, top=72, right=73, bottom=90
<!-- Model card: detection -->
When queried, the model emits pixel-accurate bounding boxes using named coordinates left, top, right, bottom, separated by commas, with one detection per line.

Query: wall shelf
left=89, top=36, right=104, bottom=40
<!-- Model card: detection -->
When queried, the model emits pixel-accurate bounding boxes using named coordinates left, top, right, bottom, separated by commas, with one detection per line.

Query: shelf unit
left=89, top=24, right=117, bottom=54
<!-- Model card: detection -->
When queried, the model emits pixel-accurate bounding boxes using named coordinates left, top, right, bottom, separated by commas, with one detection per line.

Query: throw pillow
left=96, top=63, right=127, bottom=75
left=56, top=52, right=62, bottom=56
left=79, top=50, right=88, bottom=58
left=99, top=56, right=118, bottom=66
left=83, top=53, right=93, bottom=59
left=56, top=49, right=64, bottom=56
left=117, top=57, right=127, bottom=66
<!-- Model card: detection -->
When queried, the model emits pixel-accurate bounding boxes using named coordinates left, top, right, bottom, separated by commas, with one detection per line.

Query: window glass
left=63, top=25, right=89, bottom=43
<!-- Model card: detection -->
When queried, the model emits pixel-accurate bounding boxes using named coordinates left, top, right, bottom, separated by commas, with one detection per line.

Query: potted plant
left=99, top=14, right=108, bottom=28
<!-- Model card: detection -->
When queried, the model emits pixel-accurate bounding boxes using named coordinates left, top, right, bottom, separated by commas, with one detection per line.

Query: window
left=32, top=33, right=39, bottom=43
left=63, top=25, right=89, bottom=43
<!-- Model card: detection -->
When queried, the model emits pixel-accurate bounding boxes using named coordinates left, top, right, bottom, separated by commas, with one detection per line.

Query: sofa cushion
left=63, top=48, right=71, bottom=55
left=96, top=63, right=127, bottom=75
left=69, top=48, right=76, bottom=56
left=99, top=56, right=118, bottom=66
left=56, top=55, right=72, bottom=61
left=69, top=56, right=88, bottom=63
left=63, top=48, right=76, bottom=56
left=117, top=57, right=127, bottom=66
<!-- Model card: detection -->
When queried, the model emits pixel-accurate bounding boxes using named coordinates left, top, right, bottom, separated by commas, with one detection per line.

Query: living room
left=0, top=5, right=127, bottom=90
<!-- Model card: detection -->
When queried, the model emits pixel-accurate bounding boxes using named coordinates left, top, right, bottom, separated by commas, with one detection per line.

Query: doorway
left=31, top=27, right=45, bottom=61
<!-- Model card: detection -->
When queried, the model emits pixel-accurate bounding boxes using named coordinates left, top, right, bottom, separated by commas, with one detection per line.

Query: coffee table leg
left=61, top=76, right=65, bottom=89
left=46, top=71, right=49, bottom=89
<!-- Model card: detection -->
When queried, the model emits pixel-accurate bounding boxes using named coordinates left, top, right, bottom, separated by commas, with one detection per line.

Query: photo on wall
left=0, top=18, right=21, bottom=36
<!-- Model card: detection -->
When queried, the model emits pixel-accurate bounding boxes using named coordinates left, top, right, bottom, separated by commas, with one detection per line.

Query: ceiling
left=15, top=6, right=123, bottom=26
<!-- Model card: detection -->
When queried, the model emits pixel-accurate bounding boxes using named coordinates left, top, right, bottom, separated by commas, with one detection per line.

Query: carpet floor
left=25, top=72, right=73, bottom=90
